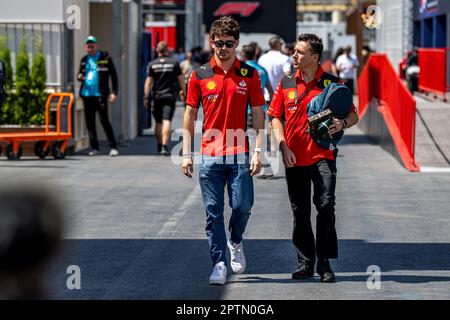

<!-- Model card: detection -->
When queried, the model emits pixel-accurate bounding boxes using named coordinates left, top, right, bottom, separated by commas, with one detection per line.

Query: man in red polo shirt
left=181, top=16, right=265, bottom=285
left=268, top=34, right=359, bottom=283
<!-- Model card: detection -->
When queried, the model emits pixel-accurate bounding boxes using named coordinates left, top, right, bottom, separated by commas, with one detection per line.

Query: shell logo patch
left=240, top=68, right=248, bottom=76
left=206, top=81, right=217, bottom=90
left=323, top=79, right=331, bottom=87
left=288, top=91, right=296, bottom=100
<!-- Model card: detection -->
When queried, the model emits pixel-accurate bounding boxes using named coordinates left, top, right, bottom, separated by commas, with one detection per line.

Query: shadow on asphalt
left=0, top=165, right=69, bottom=169
left=44, top=239, right=450, bottom=299
left=76, top=136, right=181, bottom=157
left=75, top=131, right=377, bottom=158
left=0, top=158, right=81, bottom=164
left=339, top=134, right=377, bottom=145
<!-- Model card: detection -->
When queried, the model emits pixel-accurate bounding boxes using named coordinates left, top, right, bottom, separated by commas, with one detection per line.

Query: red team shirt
left=268, top=65, right=357, bottom=167
left=186, top=57, right=265, bottom=156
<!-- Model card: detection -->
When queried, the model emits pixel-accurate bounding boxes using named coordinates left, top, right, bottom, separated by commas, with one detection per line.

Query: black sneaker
left=160, top=145, right=169, bottom=156
left=292, top=261, right=314, bottom=280
left=157, top=144, right=162, bottom=153
left=317, top=259, right=336, bottom=283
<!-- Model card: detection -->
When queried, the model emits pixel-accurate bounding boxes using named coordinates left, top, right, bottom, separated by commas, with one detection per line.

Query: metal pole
left=185, top=0, right=202, bottom=51
left=112, top=0, right=124, bottom=144
left=403, top=0, right=414, bottom=55
left=137, top=0, right=144, bottom=135
left=197, top=0, right=203, bottom=48
left=185, top=0, right=193, bottom=51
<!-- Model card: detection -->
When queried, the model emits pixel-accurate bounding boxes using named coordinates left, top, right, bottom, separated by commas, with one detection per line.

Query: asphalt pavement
left=0, top=105, right=449, bottom=300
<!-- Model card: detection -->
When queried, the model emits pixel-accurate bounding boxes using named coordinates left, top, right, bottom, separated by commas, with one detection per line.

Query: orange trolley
left=0, top=93, right=74, bottom=160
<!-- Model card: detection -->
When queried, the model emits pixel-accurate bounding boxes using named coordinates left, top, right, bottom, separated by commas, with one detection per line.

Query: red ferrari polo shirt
left=268, top=65, right=357, bottom=167
left=186, top=57, right=265, bottom=156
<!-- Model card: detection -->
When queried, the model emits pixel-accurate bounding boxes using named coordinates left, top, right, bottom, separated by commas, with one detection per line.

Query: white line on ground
left=155, top=184, right=202, bottom=238
left=420, top=167, right=450, bottom=173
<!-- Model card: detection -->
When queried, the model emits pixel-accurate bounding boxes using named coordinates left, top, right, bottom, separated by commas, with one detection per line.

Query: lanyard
left=294, top=78, right=317, bottom=105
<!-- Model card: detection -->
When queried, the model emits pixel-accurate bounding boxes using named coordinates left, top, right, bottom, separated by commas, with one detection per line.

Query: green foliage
left=0, top=36, right=16, bottom=124
left=14, top=36, right=31, bottom=125
left=30, top=35, right=48, bottom=125
left=0, top=34, right=48, bottom=125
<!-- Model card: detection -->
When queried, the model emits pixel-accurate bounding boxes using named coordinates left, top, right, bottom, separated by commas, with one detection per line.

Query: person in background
left=77, top=35, right=120, bottom=157
left=180, top=49, right=200, bottom=95
left=241, top=43, right=275, bottom=179
left=258, top=36, right=290, bottom=157
left=191, top=46, right=203, bottom=65
left=144, top=41, right=185, bottom=156
left=283, top=42, right=296, bottom=76
left=258, top=36, right=290, bottom=92
left=405, top=47, right=420, bottom=93
left=174, top=47, right=186, bottom=63
left=249, top=41, right=263, bottom=61
left=331, top=47, right=344, bottom=77
left=335, top=45, right=359, bottom=94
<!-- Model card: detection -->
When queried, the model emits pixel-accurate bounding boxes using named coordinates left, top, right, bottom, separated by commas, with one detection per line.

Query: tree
left=0, top=36, right=15, bottom=124
left=30, top=34, right=47, bottom=125
left=14, top=36, right=31, bottom=125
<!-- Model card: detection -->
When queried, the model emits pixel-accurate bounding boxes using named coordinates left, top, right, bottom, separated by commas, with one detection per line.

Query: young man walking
left=182, top=16, right=265, bottom=285
left=268, top=34, right=359, bottom=283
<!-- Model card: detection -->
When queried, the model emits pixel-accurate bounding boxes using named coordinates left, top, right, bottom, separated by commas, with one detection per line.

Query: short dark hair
left=297, top=33, right=323, bottom=60
left=242, top=44, right=256, bottom=60
left=269, top=36, right=283, bottom=49
left=210, top=16, right=240, bottom=40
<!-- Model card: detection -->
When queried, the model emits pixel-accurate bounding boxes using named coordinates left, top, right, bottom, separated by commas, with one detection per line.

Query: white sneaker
left=209, top=261, right=227, bottom=285
left=227, top=240, right=246, bottom=274
left=88, top=149, right=100, bottom=156
left=257, top=165, right=274, bottom=179
left=109, top=148, right=119, bottom=157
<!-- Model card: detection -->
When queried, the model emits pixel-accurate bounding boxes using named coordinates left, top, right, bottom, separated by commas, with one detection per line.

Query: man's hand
left=281, top=143, right=296, bottom=168
left=179, top=90, right=185, bottom=102
left=250, top=152, right=262, bottom=176
left=182, top=156, right=193, bottom=178
left=143, top=97, right=150, bottom=109
left=109, top=93, right=117, bottom=103
left=328, top=117, right=344, bottom=135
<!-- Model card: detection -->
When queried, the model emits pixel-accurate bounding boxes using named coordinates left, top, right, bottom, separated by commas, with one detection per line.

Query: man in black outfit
left=144, top=41, right=185, bottom=156
left=77, top=35, right=119, bottom=156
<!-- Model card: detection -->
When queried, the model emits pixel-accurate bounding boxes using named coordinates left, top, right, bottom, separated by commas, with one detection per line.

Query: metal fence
left=0, top=22, right=74, bottom=92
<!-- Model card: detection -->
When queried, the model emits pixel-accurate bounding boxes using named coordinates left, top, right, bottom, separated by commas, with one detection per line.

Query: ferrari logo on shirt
left=288, top=91, right=296, bottom=100
left=323, top=79, right=331, bottom=87
left=206, top=81, right=217, bottom=90
left=240, top=68, right=248, bottom=77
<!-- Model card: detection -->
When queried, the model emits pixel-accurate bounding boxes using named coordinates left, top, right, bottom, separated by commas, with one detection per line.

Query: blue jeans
left=199, top=154, right=254, bottom=266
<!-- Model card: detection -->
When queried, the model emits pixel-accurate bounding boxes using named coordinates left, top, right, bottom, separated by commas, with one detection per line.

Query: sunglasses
left=212, top=40, right=236, bottom=49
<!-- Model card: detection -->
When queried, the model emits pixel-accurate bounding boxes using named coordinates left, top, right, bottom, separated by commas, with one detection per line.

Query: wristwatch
left=342, top=119, right=348, bottom=129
